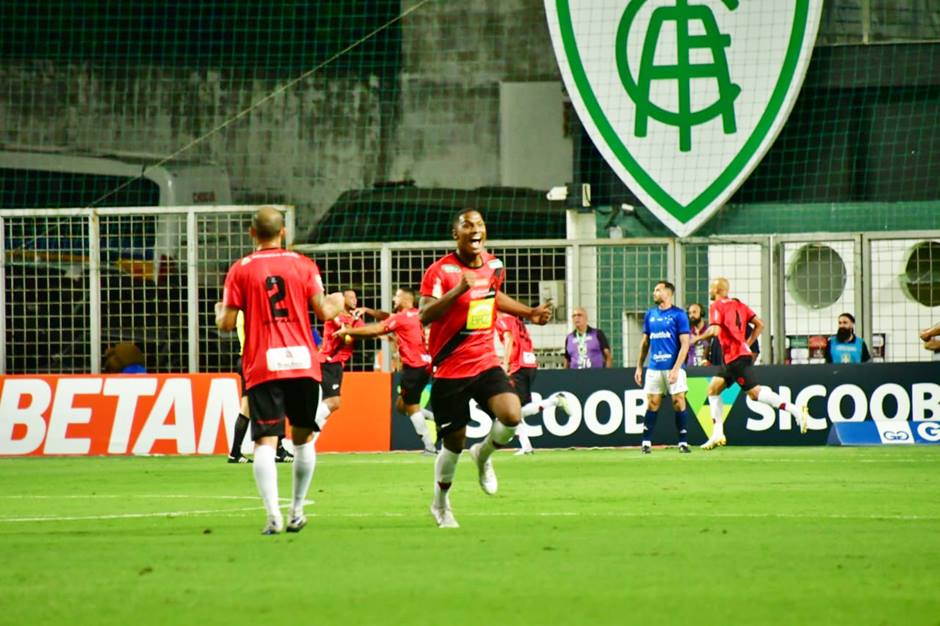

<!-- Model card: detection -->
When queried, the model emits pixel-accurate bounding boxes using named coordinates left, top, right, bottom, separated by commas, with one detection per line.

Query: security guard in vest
left=826, top=313, right=871, bottom=364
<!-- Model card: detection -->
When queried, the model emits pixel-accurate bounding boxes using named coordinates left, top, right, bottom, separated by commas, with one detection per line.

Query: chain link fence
left=3, top=207, right=938, bottom=373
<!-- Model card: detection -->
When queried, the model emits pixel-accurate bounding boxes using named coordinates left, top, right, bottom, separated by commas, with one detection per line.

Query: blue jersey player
left=634, top=281, right=692, bottom=453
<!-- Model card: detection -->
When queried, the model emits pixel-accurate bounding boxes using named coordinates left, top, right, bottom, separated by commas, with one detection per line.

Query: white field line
left=0, top=494, right=313, bottom=523
left=2, top=507, right=937, bottom=524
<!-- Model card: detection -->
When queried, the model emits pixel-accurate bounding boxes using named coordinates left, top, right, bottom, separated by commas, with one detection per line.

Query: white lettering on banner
left=827, top=384, right=868, bottom=422
left=44, top=378, right=102, bottom=454
left=870, top=383, right=910, bottom=421
left=104, top=377, right=159, bottom=454
left=132, top=379, right=196, bottom=454
left=623, top=390, right=645, bottom=435
left=0, top=379, right=51, bottom=455
left=466, top=400, right=490, bottom=440
left=793, top=385, right=828, bottom=431
left=912, top=383, right=940, bottom=420
left=745, top=395, right=775, bottom=431
left=197, top=377, right=242, bottom=454
left=543, top=396, right=582, bottom=437
left=917, top=421, right=940, bottom=442
left=583, top=390, right=622, bottom=436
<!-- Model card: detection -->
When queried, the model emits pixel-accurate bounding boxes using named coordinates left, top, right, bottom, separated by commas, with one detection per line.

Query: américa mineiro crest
left=545, top=0, right=824, bottom=236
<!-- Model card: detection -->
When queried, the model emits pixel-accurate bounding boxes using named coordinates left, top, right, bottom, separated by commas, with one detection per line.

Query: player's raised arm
left=419, top=271, right=472, bottom=324
left=312, top=291, right=346, bottom=322
left=337, top=322, right=388, bottom=340
left=355, top=306, right=391, bottom=321
left=495, top=291, right=553, bottom=325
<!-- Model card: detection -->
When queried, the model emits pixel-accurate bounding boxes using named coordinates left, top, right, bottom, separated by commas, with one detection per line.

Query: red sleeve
left=420, top=262, right=443, bottom=298
left=306, top=258, right=324, bottom=301
left=383, top=312, right=401, bottom=332
left=710, top=302, right=721, bottom=325
left=222, top=262, right=243, bottom=310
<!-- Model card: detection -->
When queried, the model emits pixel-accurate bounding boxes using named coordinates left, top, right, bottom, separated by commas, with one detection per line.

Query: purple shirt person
left=564, top=307, right=613, bottom=369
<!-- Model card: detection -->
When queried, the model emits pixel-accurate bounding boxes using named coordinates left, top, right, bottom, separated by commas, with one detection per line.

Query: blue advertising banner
left=390, top=363, right=940, bottom=449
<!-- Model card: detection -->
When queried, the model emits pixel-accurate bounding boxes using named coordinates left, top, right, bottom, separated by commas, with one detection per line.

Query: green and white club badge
left=545, top=0, right=823, bottom=236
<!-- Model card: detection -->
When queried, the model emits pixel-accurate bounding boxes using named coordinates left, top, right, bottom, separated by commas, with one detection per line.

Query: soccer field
left=1, top=447, right=938, bottom=626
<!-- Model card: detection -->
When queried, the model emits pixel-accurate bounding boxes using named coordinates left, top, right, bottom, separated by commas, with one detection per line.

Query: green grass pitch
left=1, top=447, right=938, bottom=626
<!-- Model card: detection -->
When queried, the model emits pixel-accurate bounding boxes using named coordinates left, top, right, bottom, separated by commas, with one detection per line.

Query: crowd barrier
left=2, top=363, right=938, bottom=455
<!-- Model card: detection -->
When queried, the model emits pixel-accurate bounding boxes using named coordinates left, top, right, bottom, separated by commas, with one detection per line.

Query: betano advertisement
left=392, top=363, right=940, bottom=449
left=0, top=372, right=391, bottom=456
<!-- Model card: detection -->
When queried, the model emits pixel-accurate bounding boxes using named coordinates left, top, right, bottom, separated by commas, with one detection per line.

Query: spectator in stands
left=103, top=342, right=147, bottom=373
left=686, top=303, right=719, bottom=366
left=920, top=322, right=940, bottom=360
left=825, top=313, right=871, bottom=364
left=563, top=307, right=612, bottom=368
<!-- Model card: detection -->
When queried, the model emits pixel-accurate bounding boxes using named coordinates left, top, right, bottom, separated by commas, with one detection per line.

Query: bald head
left=251, top=206, right=285, bottom=243
left=709, top=277, right=730, bottom=301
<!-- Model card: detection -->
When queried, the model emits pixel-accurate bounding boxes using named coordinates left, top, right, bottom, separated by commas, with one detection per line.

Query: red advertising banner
left=0, top=372, right=394, bottom=456
left=0, top=374, right=242, bottom=456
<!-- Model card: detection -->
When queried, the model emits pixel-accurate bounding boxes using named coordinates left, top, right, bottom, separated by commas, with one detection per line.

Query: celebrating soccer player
left=692, top=278, right=809, bottom=449
left=216, top=206, right=345, bottom=534
left=419, top=209, right=552, bottom=528
left=337, top=286, right=437, bottom=454
left=312, top=289, right=365, bottom=434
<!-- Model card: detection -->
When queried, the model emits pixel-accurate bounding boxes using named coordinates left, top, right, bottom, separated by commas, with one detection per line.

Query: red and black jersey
left=496, top=312, right=537, bottom=373
left=420, top=251, right=504, bottom=379
left=710, top=297, right=756, bottom=364
left=320, top=312, right=364, bottom=366
left=222, top=249, right=322, bottom=389
left=383, top=308, right=431, bottom=370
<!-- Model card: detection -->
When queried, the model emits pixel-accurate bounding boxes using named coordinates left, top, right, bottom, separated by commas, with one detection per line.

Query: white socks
left=478, top=419, right=517, bottom=463
left=315, top=403, right=331, bottom=431
left=291, top=441, right=316, bottom=517
left=252, top=444, right=281, bottom=522
left=521, top=401, right=541, bottom=417
left=409, top=411, right=435, bottom=449
left=434, top=448, right=460, bottom=509
left=709, top=395, right=725, bottom=438
left=756, top=387, right=802, bottom=419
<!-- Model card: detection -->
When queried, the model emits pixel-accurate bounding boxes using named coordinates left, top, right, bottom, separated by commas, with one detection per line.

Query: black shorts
left=247, top=377, right=321, bottom=440
left=510, top=367, right=536, bottom=405
left=399, top=365, right=431, bottom=405
left=320, top=362, right=344, bottom=400
left=430, top=366, right=515, bottom=437
left=719, top=355, right=759, bottom=391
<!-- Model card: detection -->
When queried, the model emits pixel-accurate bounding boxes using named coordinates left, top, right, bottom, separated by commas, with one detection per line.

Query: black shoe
left=228, top=454, right=252, bottom=464
left=641, top=444, right=652, bottom=454
left=678, top=443, right=691, bottom=454
left=275, top=449, right=294, bottom=463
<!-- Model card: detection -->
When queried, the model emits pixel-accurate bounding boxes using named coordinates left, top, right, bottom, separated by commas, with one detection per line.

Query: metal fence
left=2, top=206, right=938, bottom=373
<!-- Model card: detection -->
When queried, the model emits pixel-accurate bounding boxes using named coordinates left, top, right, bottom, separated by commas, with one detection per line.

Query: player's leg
left=514, top=369, right=536, bottom=455
left=642, top=370, right=666, bottom=453
left=670, top=370, right=691, bottom=453
left=471, top=368, right=520, bottom=495
left=429, top=378, right=468, bottom=528
left=283, top=378, right=322, bottom=533
left=746, top=380, right=809, bottom=434
left=314, top=363, right=342, bottom=432
left=275, top=436, right=294, bottom=463
left=228, top=394, right=252, bottom=463
left=247, top=382, right=287, bottom=534
left=401, top=366, right=436, bottom=454
left=702, top=375, right=730, bottom=449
